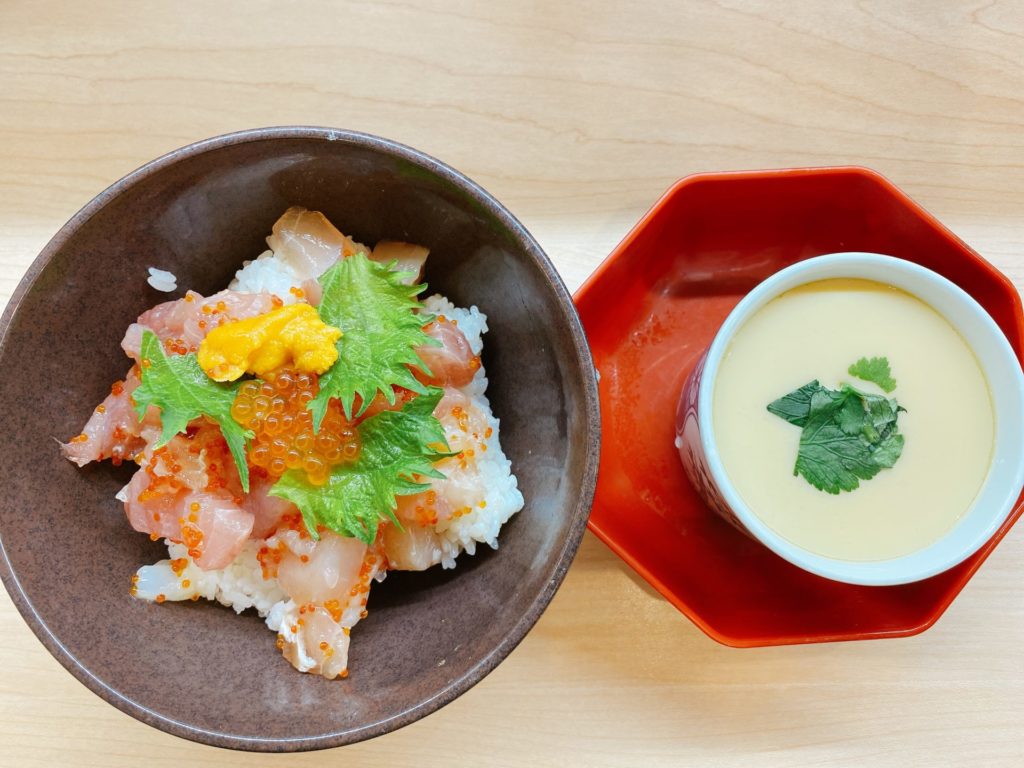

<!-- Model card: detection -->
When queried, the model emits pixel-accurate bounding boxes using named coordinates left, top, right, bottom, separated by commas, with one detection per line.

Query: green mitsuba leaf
left=767, top=375, right=905, bottom=495
left=768, top=380, right=836, bottom=427
left=848, top=356, right=897, bottom=393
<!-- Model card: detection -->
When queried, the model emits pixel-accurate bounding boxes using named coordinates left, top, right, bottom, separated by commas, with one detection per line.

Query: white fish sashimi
left=370, top=240, right=429, bottom=285
left=265, top=206, right=368, bottom=281
left=266, top=532, right=385, bottom=679
left=232, top=207, right=370, bottom=302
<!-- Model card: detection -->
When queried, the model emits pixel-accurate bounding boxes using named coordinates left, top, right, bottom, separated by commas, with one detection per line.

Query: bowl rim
left=0, top=126, right=601, bottom=752
left=698, top=251, right=1024, bottom=586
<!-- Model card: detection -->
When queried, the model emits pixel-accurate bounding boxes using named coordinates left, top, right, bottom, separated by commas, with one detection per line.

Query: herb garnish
left=271, top=387, right=453, bottom=544
left=309, top=253, right=440, bottom=427
left=132, top=330, right=254, bottom=491
left=767, top=359, right=905, bottom=494
left=848, top=356, right=896, bottom=393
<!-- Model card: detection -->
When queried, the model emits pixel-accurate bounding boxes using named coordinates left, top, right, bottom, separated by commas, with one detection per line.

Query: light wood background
left=2, top=1, right=1023, bottom=765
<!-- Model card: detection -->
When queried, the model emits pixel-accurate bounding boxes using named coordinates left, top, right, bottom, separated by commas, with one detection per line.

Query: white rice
left=147, top=267, right=178, bottom=292
left=421, top=294, right=523, bottom=569
left=229, top=250, right=302, bottom=303
left=135, top=540, right=286, bottom=616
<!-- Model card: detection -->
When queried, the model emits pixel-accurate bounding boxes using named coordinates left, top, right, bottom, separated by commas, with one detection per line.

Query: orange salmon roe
left=163, top=337, right=190, bottom=355
left=324, top=599, right=343, bottom=623
left=231, top=369, right=360, bottom=485
left=257, top=540, right=287, bottom=580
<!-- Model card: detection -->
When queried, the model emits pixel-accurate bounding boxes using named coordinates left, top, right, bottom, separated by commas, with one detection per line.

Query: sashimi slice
left=122, top=289, right=278, bottom=362
left=370, top=240, right=429, bottom=285
left=266, top=207, right=367, bottom=282
left=61, top=369, right=159, bottom=466
left=415, top=317, right=480, bottom=388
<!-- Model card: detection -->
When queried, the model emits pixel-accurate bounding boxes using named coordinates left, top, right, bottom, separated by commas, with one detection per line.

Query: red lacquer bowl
left=574, top=166, right=1024, bottom=646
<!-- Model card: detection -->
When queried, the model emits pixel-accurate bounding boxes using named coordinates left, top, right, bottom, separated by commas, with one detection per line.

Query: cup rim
left=698, top=252, right=1024, bottom=586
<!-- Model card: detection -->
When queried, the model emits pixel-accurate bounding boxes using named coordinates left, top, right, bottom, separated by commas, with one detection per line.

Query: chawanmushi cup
left=676, top=252, right=1024, bottom=586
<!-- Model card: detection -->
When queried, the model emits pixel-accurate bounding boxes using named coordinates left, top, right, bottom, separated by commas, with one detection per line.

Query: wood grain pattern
left=1, top=1, right=1023, bottom=764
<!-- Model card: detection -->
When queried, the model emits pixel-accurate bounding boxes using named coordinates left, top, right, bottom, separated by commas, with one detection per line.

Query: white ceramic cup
left=675, top=252, right=1024, bottom=586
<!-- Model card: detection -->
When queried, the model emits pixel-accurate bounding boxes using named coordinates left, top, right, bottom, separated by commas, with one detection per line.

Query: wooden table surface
left=2, top=2, right=1023, bottom=765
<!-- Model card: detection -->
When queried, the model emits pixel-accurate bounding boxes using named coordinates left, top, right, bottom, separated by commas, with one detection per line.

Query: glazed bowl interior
left=0, top=128, right=599, bottom=751
left=700, top=252, right=1024, bottom=586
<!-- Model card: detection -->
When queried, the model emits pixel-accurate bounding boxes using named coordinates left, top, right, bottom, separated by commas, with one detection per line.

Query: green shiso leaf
left=308, top=253, right=440, bottom=428
left=271, top=387, right=453, bottom=544
left=131, top=330, right=253, bottom=491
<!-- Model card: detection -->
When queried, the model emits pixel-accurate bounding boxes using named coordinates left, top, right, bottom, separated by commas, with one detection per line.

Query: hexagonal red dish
left=574, top=167, right=1024, bottom=646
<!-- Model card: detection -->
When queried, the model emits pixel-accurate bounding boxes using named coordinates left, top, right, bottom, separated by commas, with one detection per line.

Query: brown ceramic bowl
left=0, top=127, right=599, bottom=751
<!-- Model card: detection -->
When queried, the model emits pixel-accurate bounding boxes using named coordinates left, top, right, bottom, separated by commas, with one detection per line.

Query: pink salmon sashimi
left=121, top=289, right=278, bottom=362
left=357, top=387, right=418, bottom=422
left=60, top=369, right=160, bottom=467
left=124, top=471, right=254, bottom=571
left=245, top=471, right=299, bottom=539
left=416, top=317, right=480, bottom=388
left=66, top=290, right=275, bottom=465
left=122, top=427, right=253, bottom=570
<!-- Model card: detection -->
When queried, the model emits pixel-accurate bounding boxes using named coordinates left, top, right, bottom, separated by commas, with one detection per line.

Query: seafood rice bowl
left=62, top=206, right=524, bottom=680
